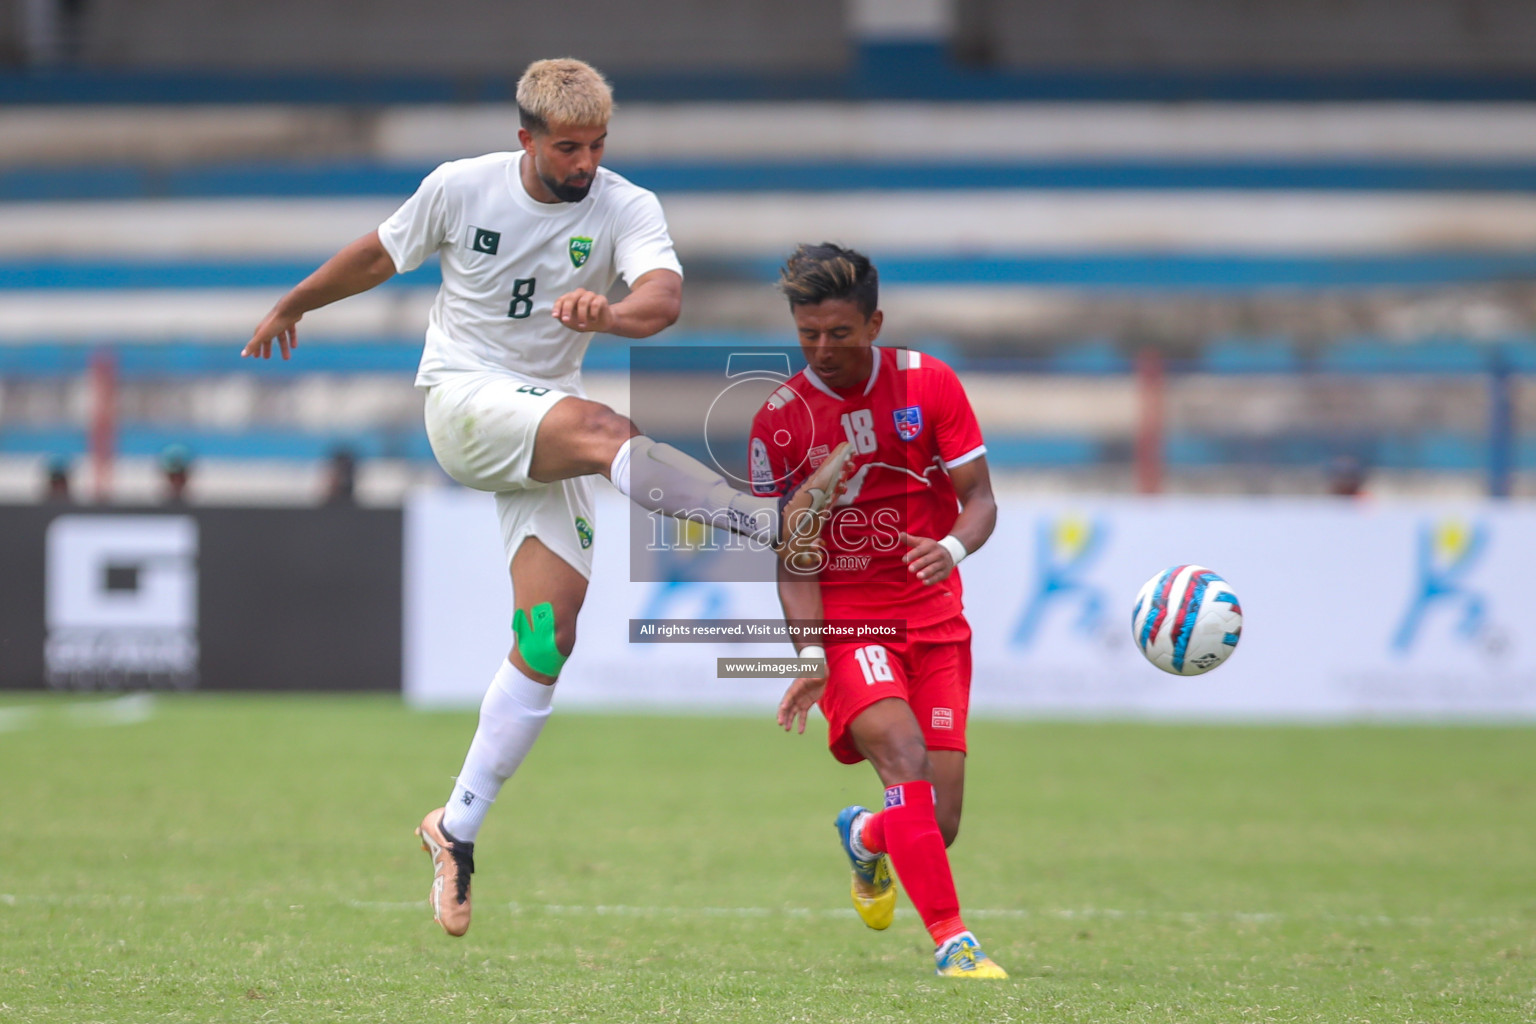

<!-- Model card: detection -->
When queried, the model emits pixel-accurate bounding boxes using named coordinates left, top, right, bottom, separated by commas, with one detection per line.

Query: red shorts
left=817, top=614, right=973, bottom=765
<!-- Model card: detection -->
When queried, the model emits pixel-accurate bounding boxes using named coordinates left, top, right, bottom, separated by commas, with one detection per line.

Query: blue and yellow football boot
left=835, top=805, right=897, bottom=930
left=934, top=931, right=1009, bottom=979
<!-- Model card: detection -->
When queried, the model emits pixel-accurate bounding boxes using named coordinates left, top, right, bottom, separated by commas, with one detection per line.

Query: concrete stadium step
left=6, top=194, right=1536, bottom=259
left=8, top=103, right=1536, bottom=168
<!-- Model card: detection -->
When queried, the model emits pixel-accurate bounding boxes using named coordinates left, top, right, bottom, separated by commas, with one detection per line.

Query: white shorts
left=423, top=370, right=597, bottom=578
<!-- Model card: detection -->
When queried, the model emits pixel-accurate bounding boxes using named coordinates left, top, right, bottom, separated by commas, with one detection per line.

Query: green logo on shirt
left=568, top=236, right=593, bottom=268
left=575, top=516, right=594, bottom=549
left=470, top=227, right=500, bottom=254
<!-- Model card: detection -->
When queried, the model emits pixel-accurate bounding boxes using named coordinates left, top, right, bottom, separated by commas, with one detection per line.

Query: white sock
left=936, top=931, right=977, bottom=961
left=441, top=659, right=556, bottom=843
left=608, top=436, right=639, bottom=496
left=608, top=435, right=777, bottom=544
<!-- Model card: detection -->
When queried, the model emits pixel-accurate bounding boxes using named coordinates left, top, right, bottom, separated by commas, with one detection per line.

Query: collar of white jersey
left=802, top=346, right=882, bottom=400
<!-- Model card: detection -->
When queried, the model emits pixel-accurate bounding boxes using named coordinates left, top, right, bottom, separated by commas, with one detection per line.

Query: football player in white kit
left=243, top=58, right=853, bottom=937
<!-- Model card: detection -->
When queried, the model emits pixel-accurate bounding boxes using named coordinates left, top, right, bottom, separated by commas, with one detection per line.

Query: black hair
left=777, top=242, right=878, bottom=318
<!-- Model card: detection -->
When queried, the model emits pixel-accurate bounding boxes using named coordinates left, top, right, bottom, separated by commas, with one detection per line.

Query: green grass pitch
left=1, top=694, right=1534, bottom=1023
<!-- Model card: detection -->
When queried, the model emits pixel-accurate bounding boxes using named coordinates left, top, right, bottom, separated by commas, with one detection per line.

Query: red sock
left=859, top=808, right=888, bottom=854
left=874, top=781, right=967, bottom=946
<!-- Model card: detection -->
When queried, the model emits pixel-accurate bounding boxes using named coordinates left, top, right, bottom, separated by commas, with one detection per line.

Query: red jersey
left=748, top=347, right=987, bottom=628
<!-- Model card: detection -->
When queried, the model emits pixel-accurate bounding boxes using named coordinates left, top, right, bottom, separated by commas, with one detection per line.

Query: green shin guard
left=513, top=602, right=568, bottom=678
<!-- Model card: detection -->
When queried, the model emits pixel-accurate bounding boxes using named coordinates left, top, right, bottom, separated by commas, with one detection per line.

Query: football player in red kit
left=751, top=243, right=1005, bottom=979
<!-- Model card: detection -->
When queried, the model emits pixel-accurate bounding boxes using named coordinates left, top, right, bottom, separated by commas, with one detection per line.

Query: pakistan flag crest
left=568, top=236, right=594, bottom=268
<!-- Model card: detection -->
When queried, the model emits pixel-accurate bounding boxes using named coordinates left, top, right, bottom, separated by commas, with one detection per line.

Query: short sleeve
left=377, top=163, right=451, bottom=274
left=931, top=365, right=987, bottom=469
left=613, top=190, right=684, bottom=286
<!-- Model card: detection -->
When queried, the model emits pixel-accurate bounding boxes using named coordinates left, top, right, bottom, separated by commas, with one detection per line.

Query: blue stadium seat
left=1200, top=336, right=1300, bottom=373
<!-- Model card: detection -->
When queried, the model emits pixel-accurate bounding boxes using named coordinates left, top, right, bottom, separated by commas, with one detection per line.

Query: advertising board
left=405, top=490, right=1536, bottom=720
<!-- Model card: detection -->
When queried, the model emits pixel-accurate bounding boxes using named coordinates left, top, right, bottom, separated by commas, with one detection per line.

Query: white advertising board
left=405, top=487, right=1536, bottom=720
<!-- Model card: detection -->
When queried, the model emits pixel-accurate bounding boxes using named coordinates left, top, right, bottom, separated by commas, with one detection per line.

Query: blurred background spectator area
left=1, top=0, right=1534, bottom=502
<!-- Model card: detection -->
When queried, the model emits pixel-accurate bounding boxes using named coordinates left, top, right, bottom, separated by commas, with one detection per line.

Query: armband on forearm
left=937, top=534, right=969, bottom=566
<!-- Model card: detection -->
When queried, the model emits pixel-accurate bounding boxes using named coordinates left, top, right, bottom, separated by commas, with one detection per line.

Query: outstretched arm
left=243, top=230, right=397, bottom=360
left=550, top=268, right=682, bottom=338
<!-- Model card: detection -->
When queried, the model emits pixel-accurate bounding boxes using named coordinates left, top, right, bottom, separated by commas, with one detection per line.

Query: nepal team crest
left=893, top=405, right=924, bottom=441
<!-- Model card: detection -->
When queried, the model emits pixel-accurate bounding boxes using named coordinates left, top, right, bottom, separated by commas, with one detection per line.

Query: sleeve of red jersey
left=748, top=403, right=790, bottom=499
left=930, top=361, right=987, bottom=469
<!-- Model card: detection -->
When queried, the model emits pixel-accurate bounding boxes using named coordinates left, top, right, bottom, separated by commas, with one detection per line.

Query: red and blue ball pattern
left=1131, top=564, right=1243, bottom=675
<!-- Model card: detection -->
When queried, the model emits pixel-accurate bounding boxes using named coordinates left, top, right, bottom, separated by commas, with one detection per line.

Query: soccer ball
left=1131, top=565, right=1243, bottom=675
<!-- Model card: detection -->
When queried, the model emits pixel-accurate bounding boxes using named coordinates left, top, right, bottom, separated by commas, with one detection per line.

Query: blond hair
left=517, top=58, right=613, bottom=134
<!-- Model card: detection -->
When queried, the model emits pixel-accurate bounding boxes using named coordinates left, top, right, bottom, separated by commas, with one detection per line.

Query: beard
left=542, top=172, right=592, bottom=203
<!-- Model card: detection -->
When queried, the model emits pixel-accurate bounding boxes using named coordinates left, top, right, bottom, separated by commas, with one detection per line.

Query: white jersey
left=377, top=152, right=683, bottom=391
